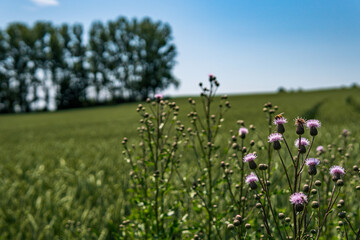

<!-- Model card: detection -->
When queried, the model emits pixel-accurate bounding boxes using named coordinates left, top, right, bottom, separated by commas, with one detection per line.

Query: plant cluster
left=123, top=76, right=360, bottom=239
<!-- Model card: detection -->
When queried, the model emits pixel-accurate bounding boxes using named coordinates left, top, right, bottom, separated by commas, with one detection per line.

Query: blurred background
left=0, top=0, right=359, bottom=113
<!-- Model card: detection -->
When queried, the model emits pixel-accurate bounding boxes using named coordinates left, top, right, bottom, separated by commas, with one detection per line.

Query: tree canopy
left=0, top=17, right=179, bottom=113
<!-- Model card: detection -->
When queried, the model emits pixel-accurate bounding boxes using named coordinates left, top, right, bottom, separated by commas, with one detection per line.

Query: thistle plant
left=122, top=96, right=185, bottom=239
left=121, top=76, right=359, bottom=239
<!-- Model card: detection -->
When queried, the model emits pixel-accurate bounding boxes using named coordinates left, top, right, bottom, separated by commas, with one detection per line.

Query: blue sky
left=1, top=0, right=360, bottom=95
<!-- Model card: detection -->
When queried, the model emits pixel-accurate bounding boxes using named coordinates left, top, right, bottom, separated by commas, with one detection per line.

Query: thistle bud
left=336, top=179, right=344, bottom=187
left=303, top=184, right=310, bottom=193
left=227, top=224, right=235, bottom=230
left=311, top=201, right=319, bottom=209
left=235, top=215, right=243, bottom=224
left=338, top=211, right=346, bottom=219
left=259, top=164, right=268, bottom=171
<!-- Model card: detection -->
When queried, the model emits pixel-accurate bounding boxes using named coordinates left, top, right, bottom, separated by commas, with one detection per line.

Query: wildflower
left=209, top=74, right=215, bottom=81
left=238, top=127, right=249, bottom=139
left=295, top=117, right=306, bottom=135
left=268, top=133, right=282, bottom=150
left=295, top=137, right=310, bottom=154
left=273, top=115, right=287, bottom=134
left=306, top=119, right=321, bottom=136
left=330, top=166, right=346, bottom=181
left=316, top=145, right=324, bottom=153
left=243, top=153, right=257, bottom=169
left=245, top=172, right=259, bottom=190
left=306, top=158, right=320, bottom=175
left=342, top=129, right=350, bottom=137
left=290, top=192, right=308, bottom=212
left=154, top=94, right=163, bottom=102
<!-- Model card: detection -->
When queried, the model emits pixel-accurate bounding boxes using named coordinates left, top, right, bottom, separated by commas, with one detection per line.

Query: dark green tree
left=130, top=17, right=179, bottom=100
left=88, top=21, right=110, bottom=103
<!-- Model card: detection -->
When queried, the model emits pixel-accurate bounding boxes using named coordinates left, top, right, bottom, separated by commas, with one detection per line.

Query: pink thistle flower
left=306, top=158, right=320, bottom=166
left=239, top=127, right=248, bottom=135
left=306, top=119, right=321, bottom=129
left=330, top=166, right=345, bottom=180
left=306, top=158, right=320, bottom=175
left=243, top=153, right=257, bottom=163
left=290, top=192, right=308, bottom=205
left=294, top=138, right=310, bottom=147
left=342, top=129, right=350, bottom=137
left=246, top=172, right=259, bottom=189
left=273, top=117, right=287, bottom=125
left=239, top=127, right=249, bottom=139
left=316, top=146, right=324, bottom=152
left=154, top=93, right=163, bottom=99
left=243, top=153, right=257, bottom=169
left=245, top=172, right=258, bottom=184
left=268, top=133, right=282, bottom=143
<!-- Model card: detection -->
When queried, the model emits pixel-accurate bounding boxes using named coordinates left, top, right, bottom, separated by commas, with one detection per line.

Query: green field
left=1, top=87, right=360, bottom=239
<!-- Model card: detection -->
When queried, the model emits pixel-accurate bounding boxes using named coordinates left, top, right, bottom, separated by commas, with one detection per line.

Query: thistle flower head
left=243, top=153, right=257, bottom=162
left=245, top=172, right=258, bottom=184
left=295, top=117, right=306, bottom=126
left=294, top=137, right=310, bottom=147
left=154, top=93, right=163, bottom=99
left=306, top=158, right=320, bottom=166
left=306, top=119, right=321, bottom=128
left=342, top=129, right=350, bottom=137
left=330, top=166, right=346, bottom=177
left=316, top=146, right=324, bottom=152
left=289, top=192, right=308, bottom=205
left=239, top=127, right=249, bottom=136
left=268, top=133, right=282, bottom=142
left=273, top=116, right=287, bottom=125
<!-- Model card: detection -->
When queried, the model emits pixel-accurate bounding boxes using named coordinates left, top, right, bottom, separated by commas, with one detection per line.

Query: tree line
left=0, top=17, right=178, bottom=113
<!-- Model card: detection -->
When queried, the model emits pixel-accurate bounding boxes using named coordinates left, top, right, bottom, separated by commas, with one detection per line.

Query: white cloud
left=30, top=0, right=59, bottom=7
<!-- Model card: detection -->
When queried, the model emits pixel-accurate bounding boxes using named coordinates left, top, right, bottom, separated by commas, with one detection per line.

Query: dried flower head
left=306, top=119, right=321, bottom=128
left=290, top=192, right=308, bottom=205
left=268, top=133, right=282, bottom=142
left=243, top=153, right=257, bottom=163
left=294, top=138, right=310, bottom=147
left=245, top=172, right=258, bottom=184
left=306, top=158, right=320, bottom=166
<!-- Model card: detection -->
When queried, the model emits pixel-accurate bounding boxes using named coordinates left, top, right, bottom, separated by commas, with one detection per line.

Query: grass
left=0, top=87, right=360, bottom=239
